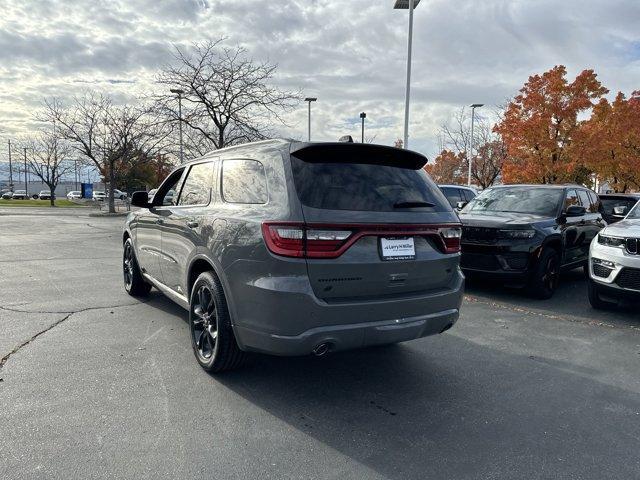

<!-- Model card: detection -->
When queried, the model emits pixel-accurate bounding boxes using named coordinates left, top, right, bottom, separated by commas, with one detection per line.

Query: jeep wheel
left=189, top=271, right=245, bottom=373
left=529, top=248, right=560, bottom=299
left=588, top=279, right=615, bottom=310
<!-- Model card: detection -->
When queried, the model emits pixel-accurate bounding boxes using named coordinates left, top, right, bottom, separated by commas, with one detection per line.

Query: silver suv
left=588, top=201, right=640, bottom=308
left=124, top=139, right=465, bottom=372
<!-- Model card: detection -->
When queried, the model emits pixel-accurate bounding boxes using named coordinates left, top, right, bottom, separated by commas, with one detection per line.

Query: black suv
left=458, top=184, right=605, bottom=298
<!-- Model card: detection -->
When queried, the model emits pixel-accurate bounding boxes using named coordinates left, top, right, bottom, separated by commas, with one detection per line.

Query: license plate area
left=379, top=237, right=415, bottom=261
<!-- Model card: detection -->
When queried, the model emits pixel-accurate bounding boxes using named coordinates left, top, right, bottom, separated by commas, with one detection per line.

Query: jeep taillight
left=439, top=227, right=462, bottom=254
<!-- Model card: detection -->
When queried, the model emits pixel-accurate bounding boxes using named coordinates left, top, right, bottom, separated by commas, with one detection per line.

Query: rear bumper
left=235, top=308, right=459, bottom=356
left=230, top=269, right=464, bottom=356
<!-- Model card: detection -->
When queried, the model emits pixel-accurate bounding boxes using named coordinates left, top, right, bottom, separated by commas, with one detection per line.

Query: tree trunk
left=108, top=160, right=116, bottom=214
left=49, top=184, right=55, bottom=207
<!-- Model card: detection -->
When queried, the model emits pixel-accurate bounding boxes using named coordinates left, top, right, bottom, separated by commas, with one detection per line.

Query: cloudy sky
left=0, top=0, right=639, bottom=163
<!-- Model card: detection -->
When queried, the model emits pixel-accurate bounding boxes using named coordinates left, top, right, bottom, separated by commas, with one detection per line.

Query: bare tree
left=437, top=107, right=506, bottom=188
left=42, top=94, right=172, bottom=213
left=24, top=132, right=74, bottom=206
left=156, top=39, right=298, bottom=153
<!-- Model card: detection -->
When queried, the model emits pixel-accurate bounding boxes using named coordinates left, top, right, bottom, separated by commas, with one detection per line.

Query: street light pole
left=170, top=89, right=185, bottom=163
left=468, top=103, right=484, bottom=186
left=8, top=139, right=13, bottom=191
left=304, top=97, right=317, bottom=141
left=360, top=112, right=367, bottom=143
left=394, top=0, right=421, bottom=150
left=24, top=147, right=27, bottom=194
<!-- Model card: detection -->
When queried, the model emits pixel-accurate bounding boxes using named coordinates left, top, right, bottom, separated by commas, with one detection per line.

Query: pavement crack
left=0, top=313, right=73, bottom=370
left=0, top=301, right=144, bottom=315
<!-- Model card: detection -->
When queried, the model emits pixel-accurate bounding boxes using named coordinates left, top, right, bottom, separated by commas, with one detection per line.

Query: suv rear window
left=290, top=155, right=449, bottom=212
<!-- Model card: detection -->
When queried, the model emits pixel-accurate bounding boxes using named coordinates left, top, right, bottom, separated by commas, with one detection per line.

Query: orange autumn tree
left=425, top=150, right=466, bottom=184
left=576, top=91, right=640, bottom=192
left=495, top=65, right=608, bottom=184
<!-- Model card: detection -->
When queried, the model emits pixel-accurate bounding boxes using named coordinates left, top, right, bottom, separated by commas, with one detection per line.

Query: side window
left=577, top=190, right=592, bottom=212
left=177, top=162, right=213, bottom=206
left=463, top=189, right=476, bottom=202
left=222, top=159, right=268, bottom=204
left=154, top=168, right=185, bottom=206
left=587, top=191, right=600, bottom=213
left=564, top=189, right=579, bottom=210
left=441, top=187, right=462, bottom=207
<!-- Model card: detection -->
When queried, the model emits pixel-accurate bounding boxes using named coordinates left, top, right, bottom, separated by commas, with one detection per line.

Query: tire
left=588, top=279, right=615, bottom=310
left=123, top=238, right=151, bottom=297
left=528, top=248, right=560, bottom=299
left=189, top=271, right=245, bottom=373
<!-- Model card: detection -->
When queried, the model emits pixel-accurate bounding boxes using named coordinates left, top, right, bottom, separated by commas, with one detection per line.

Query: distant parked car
left=11, top=190, right=29, bottom=200
left=459, top=184, right=606, bottom=299
left=112, top=189, right=128, bottom=200
left=67, top=191, right=82, bottom=200
left=38, top=190, right=54, bottom=200
left=93, top=191, right=106, bottom=201
left=588, top=201, right=640, bottom=308
left=147, top=188, right=158, bottom=202
left=1, top=191, right=13, bottom=199
left=599, top=193, right=640, bottom=224
left=439, top=185, right=477, bottom=210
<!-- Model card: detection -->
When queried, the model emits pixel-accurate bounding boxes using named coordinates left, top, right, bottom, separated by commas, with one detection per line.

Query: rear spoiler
left=289, top=142, right=428, bottom=169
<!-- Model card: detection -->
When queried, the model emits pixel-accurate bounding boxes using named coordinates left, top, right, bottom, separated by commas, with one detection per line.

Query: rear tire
left=588, top=279, right=615, bottom=310
left=189, top=271, right=246, bottom=373
left=529, top=248, right=560, bottom=299
left=123, top=238, right=151, bottom=297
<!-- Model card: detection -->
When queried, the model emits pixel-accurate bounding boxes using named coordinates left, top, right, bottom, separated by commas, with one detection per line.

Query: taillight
left=261, top=223, right=353, bottom=258
left=262, top=222, right=462, bottom=258
left=439, top=227, right=462, bottom=254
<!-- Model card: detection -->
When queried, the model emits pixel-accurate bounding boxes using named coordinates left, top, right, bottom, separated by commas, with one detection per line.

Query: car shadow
left=214, top=336, right=640, bottom=479
left=465, top=268, right=639, bottom=328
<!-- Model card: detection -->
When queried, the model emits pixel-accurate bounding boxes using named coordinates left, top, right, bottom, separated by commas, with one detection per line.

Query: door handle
left=187, top=221, right=199, bottom=229
left=155, top=218, right=164, bottom=225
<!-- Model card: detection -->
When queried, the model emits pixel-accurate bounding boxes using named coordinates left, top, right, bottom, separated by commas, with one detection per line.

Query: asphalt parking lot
left=1, top=207, right=639, bottom=480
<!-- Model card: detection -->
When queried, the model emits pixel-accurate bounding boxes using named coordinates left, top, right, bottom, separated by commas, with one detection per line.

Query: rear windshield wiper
left=393, top=201, right=435, bottom=209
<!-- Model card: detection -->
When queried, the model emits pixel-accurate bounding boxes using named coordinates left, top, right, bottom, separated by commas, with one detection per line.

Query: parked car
left=110, top=189, right=128, bottom=200
left=67, top=191, right=82, bottom=200
left=588, top=201, right=640, bottom=308
left=1, top=191, right=13, bottom=199
left=124, top=139, right=464, bottom=372
left=11, top=190, right=29, bottom=200
left=439, top=184, right=477, bottom=210
left=147, top=188, right=158, bottom=202
left=458, top=184, right=605, bottom=299
left=38, top=190, right=54, bottom=200
left=93, top=191, right=106, bottom=201
left=599, top=193, right=640, bottom=224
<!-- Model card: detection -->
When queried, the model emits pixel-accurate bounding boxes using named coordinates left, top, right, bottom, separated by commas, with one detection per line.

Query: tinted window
left=222, top=159, right=268, bottom=204
left=577, top=190, right=592, bottom=211
left=564, top=189, right=579, bottom=210
left=587, top=191, right=600, bottom=213
left=177, top=162, right=213, bottom=206
left=441, top=187, right=463, bottom=207
left=464, top=187, right=563, bottom=216
left=152, top=169, right=184, bottom=206
left=291, top=157, right=449, bottom=212
left=463, top=189, right=476, bottom=202
left=601, top=197, right=639, bottom=216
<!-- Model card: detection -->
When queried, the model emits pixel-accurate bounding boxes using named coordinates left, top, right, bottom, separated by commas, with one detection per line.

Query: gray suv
left=124, top=139, right=464, bottom=372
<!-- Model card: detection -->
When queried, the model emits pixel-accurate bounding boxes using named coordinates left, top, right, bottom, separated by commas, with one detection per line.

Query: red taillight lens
left=439, top=227, right=462, bottom=254
left=262, top=223, right=352, bottom=258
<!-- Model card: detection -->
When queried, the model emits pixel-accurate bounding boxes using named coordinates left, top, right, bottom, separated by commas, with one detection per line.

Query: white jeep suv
left=588, top=201, right=640, bottom=308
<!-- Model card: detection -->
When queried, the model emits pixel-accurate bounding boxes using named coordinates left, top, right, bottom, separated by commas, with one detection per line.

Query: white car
left=112, top=189, right=128, bottom=200
left=67, top=191, right=82, bottom=200
left=588, top=202, right=640, bottom=308
left=93, top=191, right=106, bottom=201
left=11, top=190, right=29, bottom=200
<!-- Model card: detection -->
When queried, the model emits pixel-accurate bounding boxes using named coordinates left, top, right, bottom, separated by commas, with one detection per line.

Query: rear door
left=577, top=189, right=602, bottom=259
left=159, top=160, right=216, bottom=293
left=288, top=144, right=460, bottom=302
left=561, top=189, right=584, bottom=265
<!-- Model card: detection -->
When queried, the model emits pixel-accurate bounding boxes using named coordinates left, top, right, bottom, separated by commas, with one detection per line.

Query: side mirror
left=565, top=205, right=586, bottom=217
left=613, top=206, right=627, bottom=217
left=131, top=191, right=150, bottom=208
left=456, top=201, right=468, bottom=210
